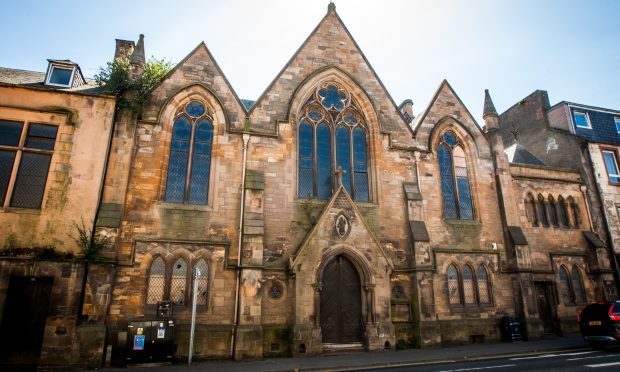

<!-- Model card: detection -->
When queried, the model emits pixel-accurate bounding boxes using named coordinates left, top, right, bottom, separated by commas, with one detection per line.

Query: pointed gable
left=249, top=7, right=414, bottom=148
left=142, top=42, right=247, bottom=131
left=413, top=80, right=489, bottom=156
left=291, top=186, right=392, bottom=270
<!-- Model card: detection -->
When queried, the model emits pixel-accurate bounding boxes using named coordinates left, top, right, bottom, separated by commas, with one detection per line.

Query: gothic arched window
left=525, top=193, right=538, bottom=226
left=165, top=101, right=213, bottom=205
left=537, top=194, right=549, bottom=227
left=547, top=195, right=558, bottom=227
left=571, top=266, right=587, bottom=304
left=147, top=257, right=166, bottom=304
left=559, top=266, right=572, bottom=304
left=447, top=264, right=461, bottom=304
left=462, top=265, right=475, bottom=304
left=297, top=83, right=369, bottom=202
left=476, top=265, right=491, bottom=304
left=194, top=259, right=210, bottom=306
left=170, top=258, right=187, bottom=305
left=438, top=132, right=474, bottom=219
left=557, top=195, right=569, bottom=227
left=568, top=196, right=581, bottom=228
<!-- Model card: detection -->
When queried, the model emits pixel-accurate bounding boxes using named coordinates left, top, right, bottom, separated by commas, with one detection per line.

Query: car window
left=581, top=303, right=612, bottom=320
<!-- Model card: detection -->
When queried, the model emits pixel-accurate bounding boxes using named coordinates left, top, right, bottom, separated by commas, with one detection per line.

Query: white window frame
left=615, top=117, right=620, bottom=134
left=572, top=111, right=591, bottom=129
left=45, top=65, right=75, bottom=88
left=602, top=149, right=620, bottom=184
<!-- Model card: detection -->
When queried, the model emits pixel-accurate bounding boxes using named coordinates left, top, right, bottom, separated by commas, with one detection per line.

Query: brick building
left=0, top=4, right=617, bottom=369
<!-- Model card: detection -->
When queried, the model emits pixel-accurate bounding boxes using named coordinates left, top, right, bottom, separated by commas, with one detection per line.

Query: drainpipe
left=231, top=131, right=250, bottom=358
left=583, top=144, right=620, bottom=295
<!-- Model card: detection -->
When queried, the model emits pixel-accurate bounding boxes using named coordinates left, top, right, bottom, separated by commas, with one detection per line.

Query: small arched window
left=194, top=259, right=210, bottom=306
left=462, top=265, right=476, bottom=304
left=571, top=267, right=587, bottom=304
left=165, top=101, right=213, bottom=205
left=557, top=196, right=569, bottom=227
left=297, top=83, right=369, bottom=201
left=147, top=257, right=166, bottom=304
left=438, top=132, right=474, bottom=220
left=547, top=195, right=558, bottom=227
left=170, top=258, right=187, bottom=305
left=447, top=264, right=461, bottom=304
left=525, top=193, right=538, bottom=226
left=537, top=194, right=549, bottom=227
left=476, top=265, right=491, bottom=304
left=559, top=266, right=573, bottom=304
left=568, top=196, right=581, bottom=228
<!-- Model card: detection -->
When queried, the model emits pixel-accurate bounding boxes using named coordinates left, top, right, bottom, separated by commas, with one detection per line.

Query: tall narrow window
left=476, top=266, right=490, bottom=304
left=568, top=197, right=580, bottom=228
left=170, top=258, right=187, bottom=305
left=557, top=196, right=569, bottom=227
left=0, top=120, right=58, bottom=209
left=547, top=195, right=558, bottom=227
left=559, top=266, right=573, bottom=304
left=602, top=150, right=620, bottom=184
left=194, top=259, right=210, bottom=306
left=571, top=267, right=586, bottom=304
left=537, top=194, right=549, bottom=227
left=447, top=264, right=461, bottom=305
left=438, top=132, right=474, bottom=220
left=462, top=265, right=475, bottom=304
left=525, top=193, right=538, bottom=226
left=147, top=257, right=166, bottom=304
left=165, top=101, right=214, bottom=204
left=297, top=83, right=369, bottom=201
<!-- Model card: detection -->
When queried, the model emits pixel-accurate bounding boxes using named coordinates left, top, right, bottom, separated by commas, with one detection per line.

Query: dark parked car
left=578, top=301, right=620, bottom=348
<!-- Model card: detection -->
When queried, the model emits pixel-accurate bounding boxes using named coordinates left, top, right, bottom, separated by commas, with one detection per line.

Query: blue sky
left=1, top=0, right=618, bottom=122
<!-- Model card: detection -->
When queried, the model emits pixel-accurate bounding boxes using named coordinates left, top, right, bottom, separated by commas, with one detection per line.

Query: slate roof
left=504, top=143, right=546, bottom=166
left=240, top=99, right=255, bottom=110
left=0, top=66, right=104, bottom=94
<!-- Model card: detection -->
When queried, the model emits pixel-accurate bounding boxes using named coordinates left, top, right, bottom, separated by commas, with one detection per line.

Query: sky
left=1, top=0, right=618, bottom=123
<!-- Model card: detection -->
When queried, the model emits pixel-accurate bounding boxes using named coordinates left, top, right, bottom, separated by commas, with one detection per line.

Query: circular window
left=186, top=101, right=206, bottom=118
left=443, top=132, right=458, bottom=146
left=268, top=281, right=284, bottom=300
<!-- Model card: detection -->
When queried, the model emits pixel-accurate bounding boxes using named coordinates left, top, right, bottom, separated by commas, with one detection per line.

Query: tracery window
left=447, top=264, right=461, bottom=304
left=297, top=83, right=369, bottom=201
left=438, top=132, right=474, bottom=219
left=145, top=256, right=210, bottom=307
left=447, top=263, right=492, bottom=306
left=165, top=101, right=213, bottom=205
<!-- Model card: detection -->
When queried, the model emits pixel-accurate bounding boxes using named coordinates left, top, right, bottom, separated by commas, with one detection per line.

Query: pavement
left=109, top=335, right=591, bottom=371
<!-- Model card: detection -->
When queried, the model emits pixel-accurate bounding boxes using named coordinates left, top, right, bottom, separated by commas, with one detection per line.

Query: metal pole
left=188, top=268, right=200, bottom=366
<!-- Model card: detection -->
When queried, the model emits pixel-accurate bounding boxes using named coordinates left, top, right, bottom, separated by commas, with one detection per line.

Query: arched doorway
left=320, top=254, right=363, bottom=344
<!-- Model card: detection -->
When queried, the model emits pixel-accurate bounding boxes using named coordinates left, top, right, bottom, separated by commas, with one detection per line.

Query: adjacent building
left=0, top=4, right=617, bottom=369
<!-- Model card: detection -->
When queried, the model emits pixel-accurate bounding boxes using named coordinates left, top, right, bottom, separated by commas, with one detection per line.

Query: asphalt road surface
left=369, top=348, right=620, bottom=371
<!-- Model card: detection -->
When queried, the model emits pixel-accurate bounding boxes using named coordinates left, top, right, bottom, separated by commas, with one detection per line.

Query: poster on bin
left=133, top=335, right=145, bottom=350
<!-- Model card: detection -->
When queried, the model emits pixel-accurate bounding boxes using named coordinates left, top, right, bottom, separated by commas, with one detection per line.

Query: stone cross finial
left=335, top=166, right=345, bottom=186
left=510, top=124, right=519, bottom=143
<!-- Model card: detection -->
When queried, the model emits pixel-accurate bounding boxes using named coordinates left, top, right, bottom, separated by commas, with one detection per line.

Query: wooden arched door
left=320, top=254, right=363, bottom=343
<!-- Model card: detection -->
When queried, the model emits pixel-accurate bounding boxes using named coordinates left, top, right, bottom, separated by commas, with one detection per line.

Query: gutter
left=231, top=132, right=250, bottom=358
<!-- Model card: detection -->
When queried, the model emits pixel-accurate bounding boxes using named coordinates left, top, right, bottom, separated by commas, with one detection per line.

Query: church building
left=0, top=3, right=616, bottom=368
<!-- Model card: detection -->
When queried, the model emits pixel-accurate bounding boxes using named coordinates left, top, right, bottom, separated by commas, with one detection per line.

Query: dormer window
left=48, top=66, right=73, bottom=87
left=44, top=60, right=84, bottom=88
left=573, top=111, right=591, bottom=129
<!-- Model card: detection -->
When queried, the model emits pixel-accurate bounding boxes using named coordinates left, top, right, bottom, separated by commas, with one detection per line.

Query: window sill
left=444, top=219, right=481, bottom=226
left=158, top=202, right=212, bottom=212
left=1, top=207, right=43, bottom=215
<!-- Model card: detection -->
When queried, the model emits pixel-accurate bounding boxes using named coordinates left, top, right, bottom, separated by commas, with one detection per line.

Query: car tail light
left=609, top=304, right=620, bottom=321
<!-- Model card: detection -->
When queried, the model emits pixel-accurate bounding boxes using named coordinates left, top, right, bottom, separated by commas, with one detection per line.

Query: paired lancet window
left=146, top=256, right=210, bottom=306
left=298, top=83, right=369, bottom=201
left=438, top=132, right=474, bottom=219
left=165, top=101, right=213, bottom=205
left=447, top=263, right=491, bottom=306
left=558, top=265, right=587, bottom=305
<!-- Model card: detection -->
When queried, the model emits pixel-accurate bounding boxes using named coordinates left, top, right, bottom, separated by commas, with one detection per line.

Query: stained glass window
left=559, top=266, right=572, bottom=304
left=447, top=264, right=460, bottom=304
left=297, top=83, right=369, bottom=201
left=170, top=258, right=187, bottom=305
left=165, top=101, right=213, bottom=204
left=147, top=257, right=166, bottom=304
left=438, top=132, right=473, bottom=220
left=462, top=265, right=475, bottom=304
left=477, top=266, right=490, bottom=304
left=194, top=259, right=209, bottom=306
left=571, top=267, right=586, bottom=304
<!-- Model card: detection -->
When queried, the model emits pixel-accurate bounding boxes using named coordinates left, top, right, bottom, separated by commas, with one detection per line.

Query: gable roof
left=0, top=66, right=103, bottom=95
left=504, top=143, right=546, bottom=166
left=291, top=185, right=393, bottom=269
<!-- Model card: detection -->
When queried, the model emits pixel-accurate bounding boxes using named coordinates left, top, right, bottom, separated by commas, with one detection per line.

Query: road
left=369, top=348, right=620, bottom=372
